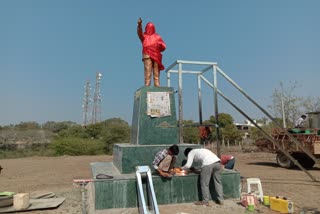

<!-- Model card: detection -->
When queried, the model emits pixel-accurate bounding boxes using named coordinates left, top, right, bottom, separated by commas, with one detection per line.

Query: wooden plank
left=314, top=141, right=320, bottom=154
left=0, top=198, right=65, bottom=213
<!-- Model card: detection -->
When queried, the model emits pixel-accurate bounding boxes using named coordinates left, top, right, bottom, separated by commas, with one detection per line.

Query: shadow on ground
left=247, top=162, right=320, bottom=171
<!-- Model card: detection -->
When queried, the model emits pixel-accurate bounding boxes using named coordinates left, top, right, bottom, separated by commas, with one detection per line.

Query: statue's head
left=145, top=22, right=156, bottom=35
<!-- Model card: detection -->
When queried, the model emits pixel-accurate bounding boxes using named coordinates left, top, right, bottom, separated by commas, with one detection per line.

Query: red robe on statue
left=138, top=22, right=166, bottom=70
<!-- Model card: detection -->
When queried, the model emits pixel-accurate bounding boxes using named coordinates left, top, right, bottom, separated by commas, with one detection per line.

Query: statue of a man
left=137, top=18, right=166, bottom=87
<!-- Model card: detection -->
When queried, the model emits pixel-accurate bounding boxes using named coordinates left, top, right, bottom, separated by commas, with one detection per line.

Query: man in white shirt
left=295, top=115, right=307, bottom=128
left=181, top=148, right=224, bottom=206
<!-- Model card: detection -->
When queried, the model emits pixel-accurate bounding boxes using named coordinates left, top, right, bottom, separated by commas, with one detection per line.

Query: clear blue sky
left=1, top=1, right=319, bottom=126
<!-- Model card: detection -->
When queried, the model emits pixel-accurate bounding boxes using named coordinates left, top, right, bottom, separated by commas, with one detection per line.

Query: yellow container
left=270, top=197, right=294, bottom=213
left=263, top=196, right=270, bottom=206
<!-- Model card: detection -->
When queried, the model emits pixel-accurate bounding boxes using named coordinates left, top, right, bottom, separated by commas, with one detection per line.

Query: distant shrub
left=15, top=121, right=41, bottom=130
left=0, top=144, right=54, bottom=159
left=0, top=129, right=55, bottom=144
left=50, top=137, right=105, bottom=156
left=42, top=121, right=77, bottom=133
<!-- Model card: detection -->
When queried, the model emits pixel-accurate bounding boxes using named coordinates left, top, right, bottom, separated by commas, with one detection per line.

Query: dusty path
left=0, top=152, right=319, bottom=214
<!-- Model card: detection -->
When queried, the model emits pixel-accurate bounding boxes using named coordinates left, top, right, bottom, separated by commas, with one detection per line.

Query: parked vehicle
left=256, top=127, right=320, bottom=168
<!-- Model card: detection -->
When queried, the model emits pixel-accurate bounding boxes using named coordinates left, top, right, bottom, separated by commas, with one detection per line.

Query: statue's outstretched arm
left=137, top=17, right=144, bottom=42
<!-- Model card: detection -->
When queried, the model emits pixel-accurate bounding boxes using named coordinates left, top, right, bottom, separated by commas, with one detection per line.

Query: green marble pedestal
left=131, top=86, right=178, bottom=145
left=113, top=144, right=201, bottom=174
left=89, top=162, right=241, bottom=210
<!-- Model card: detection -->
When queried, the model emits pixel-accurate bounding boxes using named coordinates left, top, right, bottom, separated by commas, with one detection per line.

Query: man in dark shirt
left=152, top=144, right=179, bottom=178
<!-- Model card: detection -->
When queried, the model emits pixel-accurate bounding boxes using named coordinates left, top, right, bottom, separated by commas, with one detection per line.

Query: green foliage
left=50, top=137, right=105, bottom=156
left=208, top=113, right=234, bottom=128
left=100, top=118, right=131, bottom=154
left=0, top=117, right=131, bottom=158
left=58, top=125, right=90, bottom=138
left=85, top=123, right=103, bottom=139
left=0, top=129, right=55, bottom=144
left=54, top=118, right=131, bottom=155
left=180, top=115, right=241, bottom=144
left=42, top=121, right=76, bottom=133
left=0, top=128, right=56, bottom=158
left=221, top=124, right=243, bottom=142
left=182, top=120, right=199, bottom=144
left=249, top=124, right=272, bottom=141
left=0, top=143, right=54, bottom=159
left=15, top=121, right=41, bottom=130
left=102, top=118, right=129, bottom=126
left=206, top=113, right=242, bottom=143
left=0, top=124, right=14, bottom=130
left=255, top=117, right=268, bottom=126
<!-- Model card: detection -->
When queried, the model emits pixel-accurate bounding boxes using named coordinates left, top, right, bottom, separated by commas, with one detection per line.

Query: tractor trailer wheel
left=276, top=153, right=294, bottom=168
left=276, top=153, right=316, bottom=169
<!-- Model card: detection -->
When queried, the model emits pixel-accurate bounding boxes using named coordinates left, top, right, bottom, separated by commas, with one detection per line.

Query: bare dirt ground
left=1, top=152, right=320, bottom=214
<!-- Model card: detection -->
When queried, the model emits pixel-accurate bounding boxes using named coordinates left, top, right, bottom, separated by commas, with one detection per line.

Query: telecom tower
left=91, top=72, right=102, bottom=124
left=82, top=80, right=91, bottom=127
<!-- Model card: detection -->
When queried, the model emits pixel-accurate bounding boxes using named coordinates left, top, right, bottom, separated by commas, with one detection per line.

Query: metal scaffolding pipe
left=178, top=63, right=184, bottom=144
left=200, top=75, right=318, bottom=182
left=176, top=60, right=218, bottom=65
left=165, top=60, right=180, bottom=73
left=213, top=66, right=221, bottom=157
left=215, top=66, right=320, bottom=166
left=197, top=74, right=203, bottom=124
left=167, top=70, right=171, bottom=87
left=168, top=70, right=202, bottom=74
left=166, top=59, right=319, bottom=181
left=216, top=88, right=318, bottom=182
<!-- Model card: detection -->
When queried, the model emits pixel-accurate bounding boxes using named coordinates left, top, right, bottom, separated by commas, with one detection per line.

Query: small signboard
left=314, top=141, right=320, bottom=154
left=147, top=92, right=171, bottom=117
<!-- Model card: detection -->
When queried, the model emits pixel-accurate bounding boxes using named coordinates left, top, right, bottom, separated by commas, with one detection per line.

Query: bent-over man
left=182, top=148, right=224, bottom=206
left=152, top=144, right=179, bottom=178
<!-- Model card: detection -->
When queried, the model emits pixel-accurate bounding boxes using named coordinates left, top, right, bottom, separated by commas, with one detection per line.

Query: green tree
left=182, top=120, right=199, bottom=144
left=51, top=137, right=104, bottom=156
left=42, top=121, right=76, bottom=133
left=102, top=118, right=129, bottom=126
left=208, top=113, right=234, bottom=128
left=207, top=113, right=242, bottom=144
left=100, top=118, right=131, bottom=154
left=85, top=123, right=103, bottom=139
left=249, top=125, right=273, bottom=142
left=53, top=118, right=131, bottom=155
left=221, top=124, right=243, bottom=142
left=255, top=117, right=268, bottom=126
left=58, top=125, right=89, bottom=138
left=15, top=121, right=40, bottom=130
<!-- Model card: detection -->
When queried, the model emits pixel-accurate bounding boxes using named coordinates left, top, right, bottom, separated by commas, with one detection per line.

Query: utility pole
left=91, top=72, right=102, bottom=124
left=280, top=81, right=287, bottom=128
left=82, top=80, right=91, bottom=127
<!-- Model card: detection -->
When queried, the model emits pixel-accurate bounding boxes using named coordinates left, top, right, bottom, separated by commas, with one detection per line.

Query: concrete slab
left=0, top=198, right=66, bottom=213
